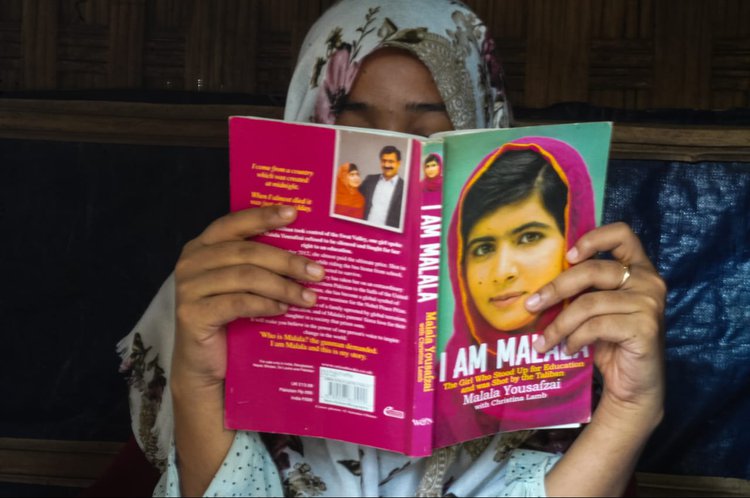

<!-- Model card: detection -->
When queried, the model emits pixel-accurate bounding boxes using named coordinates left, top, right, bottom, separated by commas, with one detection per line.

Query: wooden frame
left=0, top=438, right=123, bottom=488
left=636, top=472, right=750, bottom=497
left=1, top=437, right=749, bottom=495
left=1, top=99, right=748, bottom=162
left=2, top=0, right=749, bottom=110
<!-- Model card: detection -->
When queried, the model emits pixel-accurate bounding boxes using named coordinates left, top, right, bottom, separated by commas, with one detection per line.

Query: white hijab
left=283, top=0, right=511, bottom=129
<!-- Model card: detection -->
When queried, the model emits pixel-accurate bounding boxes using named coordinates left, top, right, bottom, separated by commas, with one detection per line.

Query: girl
left=120, top=1, right=665, bottom=495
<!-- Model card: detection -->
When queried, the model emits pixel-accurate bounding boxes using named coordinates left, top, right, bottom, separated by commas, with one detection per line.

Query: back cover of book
left=226, top=116, right=438, bottom=456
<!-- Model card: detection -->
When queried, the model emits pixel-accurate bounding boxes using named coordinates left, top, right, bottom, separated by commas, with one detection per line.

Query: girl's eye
left=471, top=242, right=495, bottom=257
left=518, top=231, right=544, bottom=245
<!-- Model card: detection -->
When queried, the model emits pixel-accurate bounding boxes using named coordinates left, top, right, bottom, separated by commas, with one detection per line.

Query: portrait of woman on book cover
left=333, top=162, right=366, bottom=219
left=421, top=153, right=443, bottom=192
left=435, top=136, right=597, bottom=447
left=420, top=152, right=443, bottom=207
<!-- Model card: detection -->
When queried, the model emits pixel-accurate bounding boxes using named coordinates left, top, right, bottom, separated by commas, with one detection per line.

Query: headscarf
left=283, top=0, right=512, bottom=130
left=334, top=162, right=366, bottom=218
left=421, top=153, right=444, bottom=193
left=119, top=0, right=518, bottom=490
left=435, top=137, right=596, bottom=447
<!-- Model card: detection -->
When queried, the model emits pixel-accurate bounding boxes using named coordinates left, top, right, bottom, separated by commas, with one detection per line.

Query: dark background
left=1, top=138, right=229, bottom=443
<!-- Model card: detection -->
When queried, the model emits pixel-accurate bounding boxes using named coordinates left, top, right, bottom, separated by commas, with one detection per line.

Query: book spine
left=407, top=140, right=443, bottom=456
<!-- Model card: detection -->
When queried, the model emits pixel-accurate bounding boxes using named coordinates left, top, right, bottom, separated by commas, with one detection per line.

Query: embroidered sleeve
left=153, top=431, right=283, bottom=497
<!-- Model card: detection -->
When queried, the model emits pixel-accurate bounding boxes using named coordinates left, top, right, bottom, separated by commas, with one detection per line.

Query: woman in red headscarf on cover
left=333, top=162, right=366, bottom=219
left=436, top=136, right=597, bottom=447
left=421, top=153, right=443, bottom=192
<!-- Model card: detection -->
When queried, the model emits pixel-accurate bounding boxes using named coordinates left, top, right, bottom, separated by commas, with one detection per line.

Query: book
left=225, top=116, right=611, bottom=456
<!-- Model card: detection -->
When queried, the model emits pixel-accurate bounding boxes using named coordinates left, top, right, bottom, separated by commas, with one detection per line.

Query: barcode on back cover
left=319, top=366, right=375, bottom=412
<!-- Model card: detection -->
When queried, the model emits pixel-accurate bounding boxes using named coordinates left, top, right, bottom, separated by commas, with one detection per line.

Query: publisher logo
left=383, top=406, right=405, bottom=419
left=412, top=418, right=433, bottom=426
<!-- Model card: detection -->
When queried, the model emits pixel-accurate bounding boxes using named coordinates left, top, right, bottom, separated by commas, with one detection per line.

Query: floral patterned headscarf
left=283, top=0, right=512, bottom=130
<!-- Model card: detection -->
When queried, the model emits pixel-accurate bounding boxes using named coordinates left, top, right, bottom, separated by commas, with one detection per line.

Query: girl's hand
left=527, top=222, right=666, bottom=428
left=171, top=205, right=325, bottom=389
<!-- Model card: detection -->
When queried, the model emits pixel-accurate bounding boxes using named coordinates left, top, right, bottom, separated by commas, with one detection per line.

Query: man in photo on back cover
left=359, top=145, right=405, bottom=229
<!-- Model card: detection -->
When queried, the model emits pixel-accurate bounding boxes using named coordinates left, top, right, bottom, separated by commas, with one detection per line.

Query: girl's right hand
left=171, top=205, right=325, bottom=390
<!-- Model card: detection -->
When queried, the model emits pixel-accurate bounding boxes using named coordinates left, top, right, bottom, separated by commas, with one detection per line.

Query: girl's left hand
left=526, top=222, right=666, bottom=427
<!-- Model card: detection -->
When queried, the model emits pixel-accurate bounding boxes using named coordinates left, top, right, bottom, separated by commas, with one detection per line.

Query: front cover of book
left=433, top=123, right=610, bottom=447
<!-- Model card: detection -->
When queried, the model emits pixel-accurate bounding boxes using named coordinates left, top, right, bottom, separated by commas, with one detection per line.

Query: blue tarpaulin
left=604, top=159, right=750, bottom=478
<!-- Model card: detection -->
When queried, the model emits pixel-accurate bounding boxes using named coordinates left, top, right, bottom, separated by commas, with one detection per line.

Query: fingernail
left=278, top=302, right=289, bottom=313
left=533, top=335, right=546, bottom=352
left=526, top=293, right=541, bottom=311
left=306, top=263, right=324, bottom=279
left=302, top=289, right=317, bottom=304
left=566, top=246, right=579, bottom=263
left=279, top=206, right=296, bottom=220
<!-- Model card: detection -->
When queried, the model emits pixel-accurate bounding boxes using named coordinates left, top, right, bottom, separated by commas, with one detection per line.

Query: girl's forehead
left=336, top=48, right=454, bottom=135
left=470, top=194, right=553, bottom=233
left=349, top=49, right=443, bottom=103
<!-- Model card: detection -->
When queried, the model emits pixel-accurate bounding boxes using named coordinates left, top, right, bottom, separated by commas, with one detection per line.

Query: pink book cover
left=225, top=116, right=441, bottom=456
